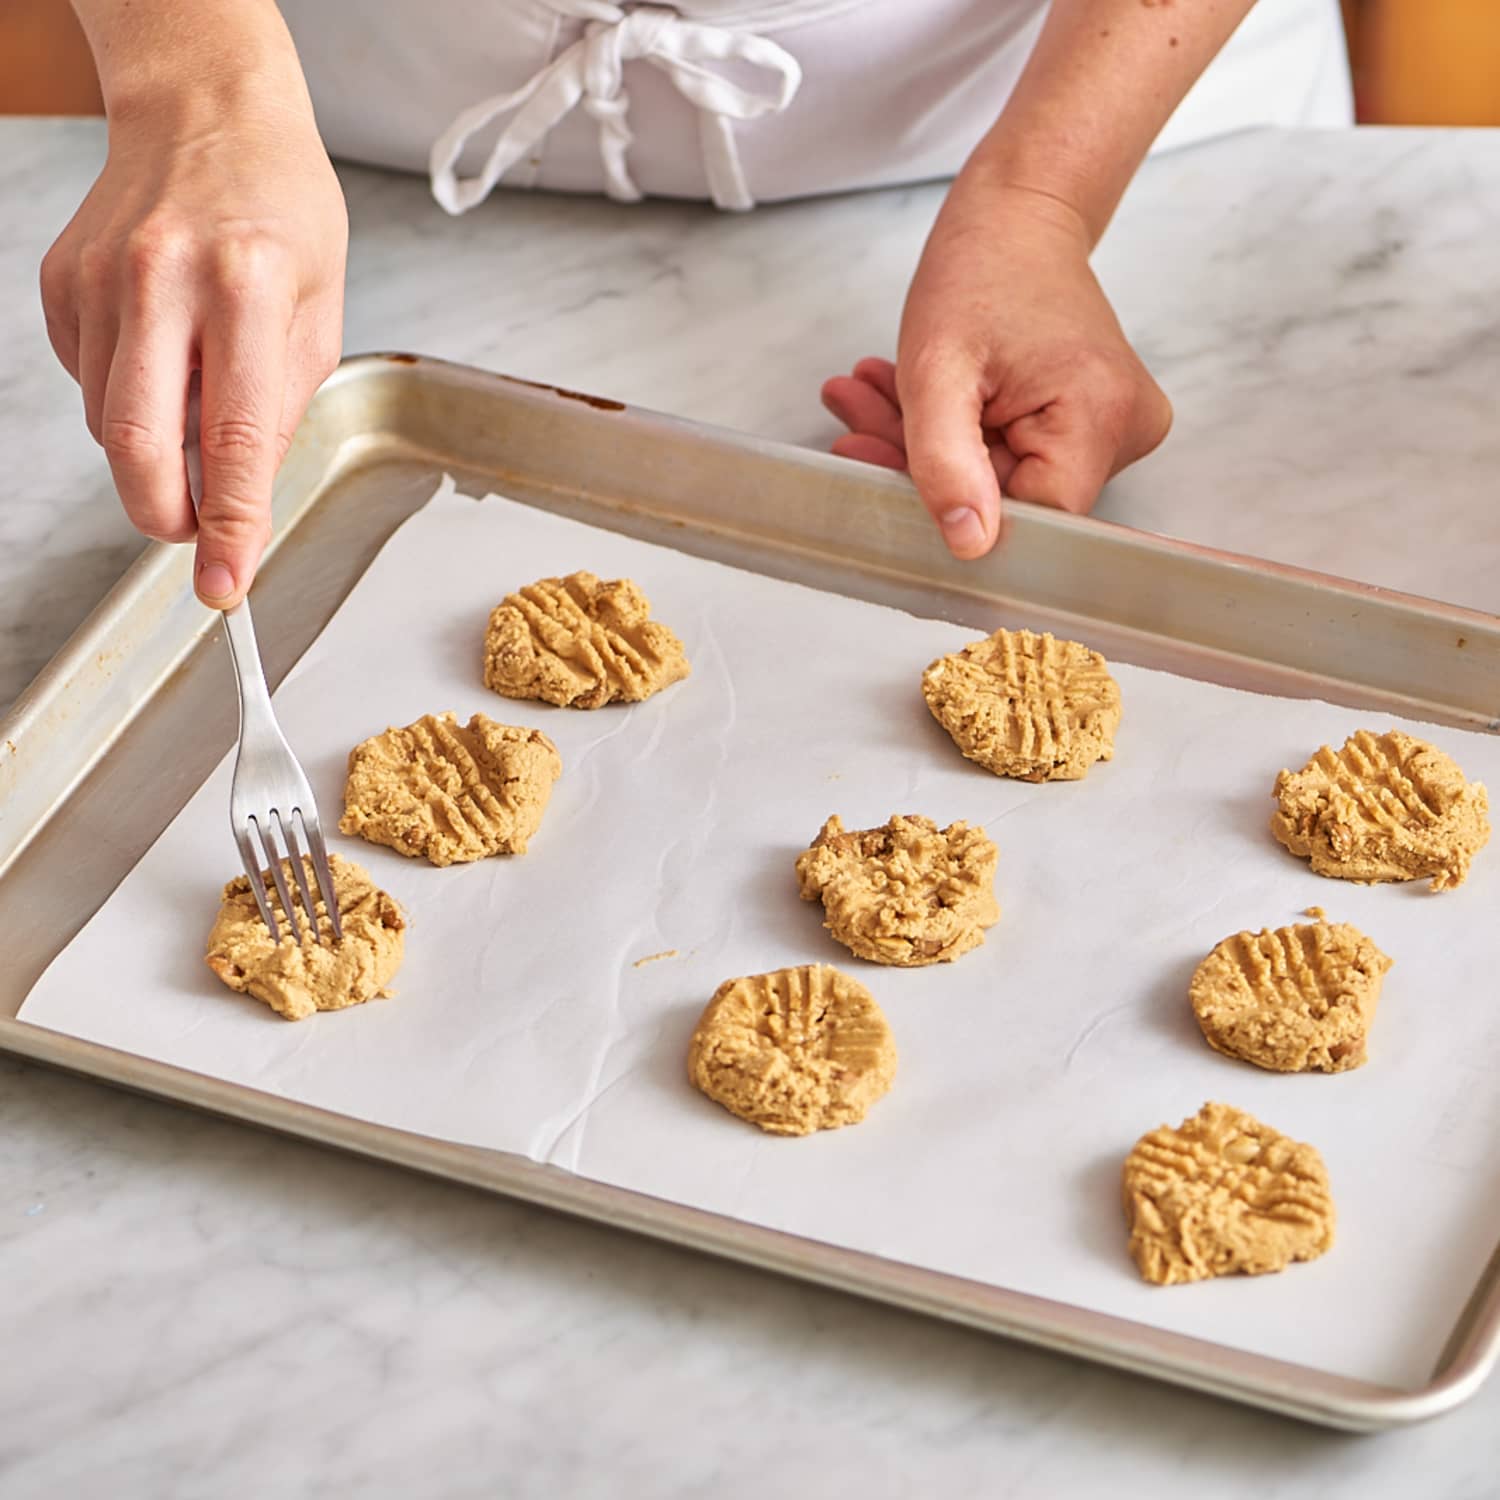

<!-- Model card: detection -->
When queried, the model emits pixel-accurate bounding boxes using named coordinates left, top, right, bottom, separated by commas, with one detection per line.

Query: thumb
left=897, top=350, right=1002, bottom=559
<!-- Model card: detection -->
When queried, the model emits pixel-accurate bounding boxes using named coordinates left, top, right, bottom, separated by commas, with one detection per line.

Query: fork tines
left=234, top=808, right=344, bottom=946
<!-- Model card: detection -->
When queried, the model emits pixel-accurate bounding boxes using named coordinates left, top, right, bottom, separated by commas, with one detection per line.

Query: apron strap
left=429, top=4, right=802, bottom=215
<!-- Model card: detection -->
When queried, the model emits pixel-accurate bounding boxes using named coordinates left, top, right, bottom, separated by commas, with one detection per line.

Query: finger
left=1002, top=401, right=1119, bottom=514
left=195, top=289, right=292, bottom=607
left=821, top=374, right=906, bottom=454
left=831, top=432, right=908, bottom=471
left=986, top=436, right=1020, bottom=494
left=851, top=356, right=900, bottom=408
left=39, top=248, right=80, bottom=380
left=897, top=351, right=1002, bottom=559
left=275, top=303, right=343, bottom=463
left=76, top=302, right=117, bottom=445
left=101, top=308, right=196, bottom=543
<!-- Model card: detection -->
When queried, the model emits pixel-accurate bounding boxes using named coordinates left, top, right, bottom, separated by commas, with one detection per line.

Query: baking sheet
left=19, top=477, right=1500, bottom=1392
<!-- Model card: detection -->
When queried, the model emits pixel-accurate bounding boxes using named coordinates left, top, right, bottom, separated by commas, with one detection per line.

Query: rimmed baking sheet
left=3, top=357, right=1497, bottom=1430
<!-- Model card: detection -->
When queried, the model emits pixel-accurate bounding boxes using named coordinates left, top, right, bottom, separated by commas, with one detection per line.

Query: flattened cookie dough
left=340, top=711, right=561, bottom=866
left=687, top=964, right=896, bottom=1135
left=795, top=813, right=999, bottom=966
left=1271, top=729, right=1489, bottom=891
left=1122, top=1102, right=1335, bottom=1286
left=205, top=853, right=405, bottom=1022
left=484, top=571, right=690, bottom=709
left=922, top=628, right=1121, bottom=782
left=1190, top=922, right=1392, bottom=1073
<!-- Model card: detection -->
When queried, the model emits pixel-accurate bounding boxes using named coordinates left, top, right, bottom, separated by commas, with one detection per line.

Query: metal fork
left=185, top=380, right=343, bottom=946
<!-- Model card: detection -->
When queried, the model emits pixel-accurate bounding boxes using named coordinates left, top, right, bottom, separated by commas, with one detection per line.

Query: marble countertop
left=3, top=119, right=1498, bottom=1496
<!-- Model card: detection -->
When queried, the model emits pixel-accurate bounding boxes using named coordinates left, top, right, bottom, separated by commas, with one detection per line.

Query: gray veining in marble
left=3, top=118, right=1499, bottom=1497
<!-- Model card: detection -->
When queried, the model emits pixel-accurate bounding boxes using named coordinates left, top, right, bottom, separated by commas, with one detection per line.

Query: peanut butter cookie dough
left=340, top=712, right=561, bottom=866
left=921, top=627, right=1121, bottom=782
left=484, top=571, right=690, bottom=709
left=205, top=854, right=405, bottom=1022
left=1190, top=922, right=1392, bottom=1073
left=795, top=814, right=999, bottom=966
left=1271, top=729, right=1490, bottom=891
left=687, top=964, right=897, bottom=1135
left=1122, top=1102, right=1335, bottom=1286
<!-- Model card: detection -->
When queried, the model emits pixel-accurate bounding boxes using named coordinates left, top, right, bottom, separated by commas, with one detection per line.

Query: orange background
left=2, top=0, right=1498, bottom=124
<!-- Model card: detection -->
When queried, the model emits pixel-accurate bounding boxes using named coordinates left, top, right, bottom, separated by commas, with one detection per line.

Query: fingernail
left=198, top=563, right=236, bottom=603
left=940, top=506, right=985, bottom=554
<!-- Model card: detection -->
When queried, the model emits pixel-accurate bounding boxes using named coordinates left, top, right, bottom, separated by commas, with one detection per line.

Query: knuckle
left=76, top=241, right=115, bottom=293
left=201, top=416, right=269, bottom=466
left=210, top=231, right=294, bottom=305
left=201, top=499, right=271, bottom=548
left=124, top=217, right=194, bottom=286
left=101, top=413, right=165, bottom=467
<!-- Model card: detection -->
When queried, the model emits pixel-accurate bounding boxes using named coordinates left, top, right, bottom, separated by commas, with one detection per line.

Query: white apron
left=278, top=0, right=1353, bottom=214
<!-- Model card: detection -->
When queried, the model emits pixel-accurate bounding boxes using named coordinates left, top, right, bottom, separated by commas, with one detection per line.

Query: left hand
left=822, top=176, right=1172, bottom=559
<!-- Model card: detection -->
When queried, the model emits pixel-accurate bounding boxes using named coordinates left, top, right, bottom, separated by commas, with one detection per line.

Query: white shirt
left=278, top=0, right=1353, bottom=214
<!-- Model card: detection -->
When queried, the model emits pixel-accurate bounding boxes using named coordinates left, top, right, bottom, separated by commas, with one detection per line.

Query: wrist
left=938, top=157, right=1097, bottom=263
left=77, top=1, right=310, bottom=135
left=954, top=136, right=1116, bottom=251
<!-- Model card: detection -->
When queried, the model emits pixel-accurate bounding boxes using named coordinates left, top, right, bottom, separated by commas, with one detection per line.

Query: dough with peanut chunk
left=1271, top=729, right=1489, bottom=891
left=1190, top=921, right=1392, bottom=1073
left=922, top=627, right=1121, bottom=782
left=340, top=711, right=561, bottom=866
left=687, top=964, right=896, bottom=1135
left=484, top=571, right=689, bottom=709
left=1122, top=1102, right=1335, bottom=1286
left=795, top=813, right=999, bottom=966
left=205, top=854, right=405, bottom=1022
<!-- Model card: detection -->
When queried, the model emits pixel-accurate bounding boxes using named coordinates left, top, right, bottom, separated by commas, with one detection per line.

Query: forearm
left=69, top=0, right=311, bottom=126
left=969, top=0, right=1257, bottom=244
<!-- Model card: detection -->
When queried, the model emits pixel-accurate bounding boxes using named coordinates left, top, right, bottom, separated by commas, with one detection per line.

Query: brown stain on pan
left=378, top=357, right=625, bottom=410
left=499, top=374, right=626, bottom=411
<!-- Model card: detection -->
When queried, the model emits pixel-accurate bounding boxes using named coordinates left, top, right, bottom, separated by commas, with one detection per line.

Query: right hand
left=40, top=92, right=348, bottom=607
left=822, top=176, right=1171, bottom=559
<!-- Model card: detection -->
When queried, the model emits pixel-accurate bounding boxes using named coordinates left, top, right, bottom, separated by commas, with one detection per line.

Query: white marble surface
left=3, top=118, right=1499, bottom=1496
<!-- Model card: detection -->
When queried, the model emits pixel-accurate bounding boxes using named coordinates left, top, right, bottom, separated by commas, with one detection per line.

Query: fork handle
left=217, top=601, right=281, bottom=742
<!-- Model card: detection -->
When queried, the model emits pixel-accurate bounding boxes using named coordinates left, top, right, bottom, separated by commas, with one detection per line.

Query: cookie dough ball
left=795, top=813, right=999, bottom=967
left=922, top=627, right=1121, bottom=782
left=687, top=964, right=897, bottom=1135
left=484, top=571, right=690, bottom=709
left=340, top=711, right=561, bottom=866
left=1122, top=1102, right=1335, bottom=1286
left=1271, top=729, right=1489, bottom=891
left=1190, top=922, right=1392, bottom=1073
left=205, top=854, right=405, bottom=1022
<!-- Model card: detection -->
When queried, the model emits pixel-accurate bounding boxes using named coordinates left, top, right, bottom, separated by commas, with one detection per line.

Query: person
left=40, top=0, right=1350, bottom=609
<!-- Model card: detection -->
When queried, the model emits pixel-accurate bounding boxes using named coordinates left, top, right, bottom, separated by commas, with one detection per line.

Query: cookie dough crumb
left=921, top=627, right=1121, bottom=782
left=1122, top=1102, right=1335, bottom=1285
left=687, top=964, right=897, bottom=1135
left=1190, top=922, right=1392, bottom=1073
left=1271, top=729, right=1490, bottom=891
left=796, top=813, right=999, bottom=966
left=340, top=711, right=561, bottom=866
left=484, top=571, right=690, bottom=709
left=205, top=854, right=405, bottom=1022
left=633, top=949, right=679, bottom=969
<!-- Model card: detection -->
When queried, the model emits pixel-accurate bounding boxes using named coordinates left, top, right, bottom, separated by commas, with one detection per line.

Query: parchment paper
left=22, top=479, right=1500, bottom=1390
